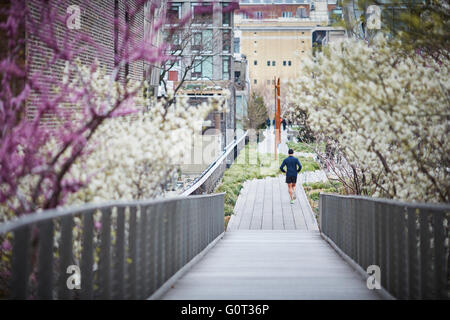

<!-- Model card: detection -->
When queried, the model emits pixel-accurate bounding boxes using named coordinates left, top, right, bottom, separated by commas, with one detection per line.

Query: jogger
left=280, top=149, right=302, bottom=204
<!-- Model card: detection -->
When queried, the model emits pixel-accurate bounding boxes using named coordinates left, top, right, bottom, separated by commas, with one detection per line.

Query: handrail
left=181, top=131, right=248, bottom=196
left=0, top=193, right=225, bottom=299
left=319, top=193, right=450, bottom=300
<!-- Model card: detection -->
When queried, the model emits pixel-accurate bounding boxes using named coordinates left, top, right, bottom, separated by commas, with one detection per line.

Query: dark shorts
left=286, top=176, right=297, bottom=184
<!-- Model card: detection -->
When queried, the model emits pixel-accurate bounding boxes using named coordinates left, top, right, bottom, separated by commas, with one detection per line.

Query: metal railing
left=181, top=131, right=247, bottom=196
left=0, top=193, right=225, bottom=299
left=320, top=193, right=450, bottom=300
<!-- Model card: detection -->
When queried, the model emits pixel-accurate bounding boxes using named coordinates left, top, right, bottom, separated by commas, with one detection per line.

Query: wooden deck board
left=176, top=175, right=381, bottom=300
left=261, top=177, right=273, bottom=229
left=161, top=230, right=381, bottom=300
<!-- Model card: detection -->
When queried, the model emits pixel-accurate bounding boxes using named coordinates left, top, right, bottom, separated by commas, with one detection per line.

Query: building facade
left=234, top=0, right=342, bottom=93
left=162, top=1, right=243, bottom=188
left=22, top=0, right=165, bottom=119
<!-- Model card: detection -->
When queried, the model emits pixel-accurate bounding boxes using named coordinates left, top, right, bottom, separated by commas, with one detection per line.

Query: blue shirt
left=280, top=156, right=302, bottom=177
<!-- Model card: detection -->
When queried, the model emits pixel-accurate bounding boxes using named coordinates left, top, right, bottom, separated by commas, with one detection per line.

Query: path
left=159, top=130, right=381, bottom=300
left=160, top=177, right=381, bottom=300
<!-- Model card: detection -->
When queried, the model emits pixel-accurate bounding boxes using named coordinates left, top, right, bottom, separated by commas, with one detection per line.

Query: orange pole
left=275, top=77, right=281, bottom=145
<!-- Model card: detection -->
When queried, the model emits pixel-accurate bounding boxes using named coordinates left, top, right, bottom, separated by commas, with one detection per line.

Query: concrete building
left=162, top=1, right=240, bottom=147
left=233, top=53, right=250, bottom=137
left=162, top=1, right=244, bottom=190
left=234, top=0, right=342, bottom=93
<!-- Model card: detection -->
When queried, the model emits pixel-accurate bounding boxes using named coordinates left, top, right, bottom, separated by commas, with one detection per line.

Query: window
left=193, top=32, right=202, bottom=51
left=223, top=56, right=230, bottom=80
left=165, top=31, right=181, bottom=51
left=222, top=3, right=231, bottom=26
left=192, top=56, right=213, bottom=79
left=283, top=61, right=286, bottom=66
left=192, top=30, right=213, bottom=52
left=288, top=61, right=292, bottom=66
left=234, top=37, right=240, bottom=53
left=254, top=79, right=257, bottom=84
left=203, top=56, right=213, bottom=79
left=272, top=61, right=275, bottom=66
left=267, top=60, right=270, bottom=66
left=235, top=71, right=241, bottom=83
left=167, top=3, right=181, bottom=23
left=282, top=11, right=292, bottom=18
left=223, top=30, right=231, bottom=53
left=192, top=2, right=213, bottom=25
left=254, top=60, right=257, bottom=65
left=192, top=59, right=202, bottom=79
left=296, top=7, right=308, bottom=18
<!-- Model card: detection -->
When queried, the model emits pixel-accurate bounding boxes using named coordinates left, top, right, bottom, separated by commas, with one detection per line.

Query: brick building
left=21, top=0, right=165, bottom=120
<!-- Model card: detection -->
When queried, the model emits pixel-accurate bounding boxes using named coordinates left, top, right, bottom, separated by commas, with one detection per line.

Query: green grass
left=287, top=141, right=325, bottom=153
left=217, top=144, right=321, bottom=220
left=298, top=156, right=321, bottom=172
left=302, top=180, right=345, bottom=224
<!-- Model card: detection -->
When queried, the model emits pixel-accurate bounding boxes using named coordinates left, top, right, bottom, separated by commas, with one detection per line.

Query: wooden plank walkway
left=160, top=177, right=381, bottom=300
left=228, top=177, right=316, bottom=231
left=161, top=230, right=380, bottom=300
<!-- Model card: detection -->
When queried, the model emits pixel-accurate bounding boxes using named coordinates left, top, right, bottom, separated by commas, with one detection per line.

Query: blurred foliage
left=374, top=0, right=449, bottom=59
left=303, top=181, right=345, bottom=222
left=342, top=0, right=449, bottom=60
left=287, top=141, right=325, bottom=154
left=245, top=92, right=268, bottom=130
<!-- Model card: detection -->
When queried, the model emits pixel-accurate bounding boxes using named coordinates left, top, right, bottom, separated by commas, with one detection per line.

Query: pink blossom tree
left=0, top=0, right=176, bottom=218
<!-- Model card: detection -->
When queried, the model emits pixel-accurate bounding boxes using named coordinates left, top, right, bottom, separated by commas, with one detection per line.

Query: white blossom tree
left=287, top=35, right=449, bottom=203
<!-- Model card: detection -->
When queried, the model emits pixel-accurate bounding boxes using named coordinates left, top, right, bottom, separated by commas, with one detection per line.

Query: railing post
left=147, top=204, right=157, bottom=296
left=407, top=207, right=420, bottom=299
left=319, top=194, right=324, bottom=233
left=432, top=210, right=446, bottom=299
left=11, top=225, right=31, bottom=299
left=128, top=206, right=138, bottom=299
left=80, top=210, right=94, bottom=300
left=59, top=215, right=74, bottom=299
left=419, top=209, right=431, bottom=299
left=387, top=203, right=395, bottom=296
left=99, top=207, right=112, bottom=300
left=113, top=206, right=125, bottom=299
left=396, top=205, right=408, bottom=299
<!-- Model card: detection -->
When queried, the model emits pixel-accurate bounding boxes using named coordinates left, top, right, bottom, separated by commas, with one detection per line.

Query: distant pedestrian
left=272, top=119, right=275, bottom=132
left=282, top=118, right=286, bottom=131
left=266, top=118, right=270, bottom=129
left=280, top=149, right=302, bottom=204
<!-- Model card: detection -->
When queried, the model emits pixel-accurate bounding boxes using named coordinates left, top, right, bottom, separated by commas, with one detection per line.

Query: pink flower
left=1, top=240, right=12, bottom=251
